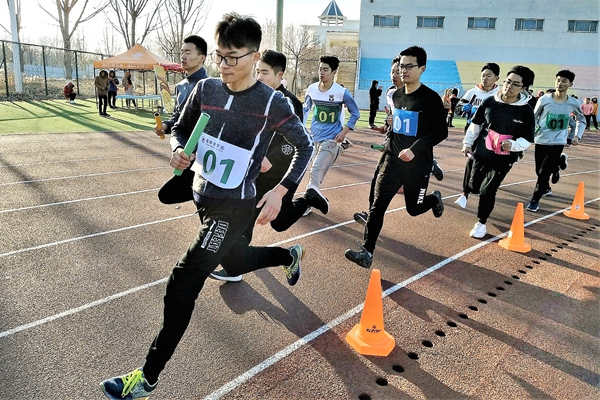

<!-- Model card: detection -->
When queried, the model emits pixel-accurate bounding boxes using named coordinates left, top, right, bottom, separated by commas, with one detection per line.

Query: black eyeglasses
left=503, top=80, right=523, bottom=89
left=209, top=50, right=256, bottom=66
left=399, top=64, right=419, bottom=71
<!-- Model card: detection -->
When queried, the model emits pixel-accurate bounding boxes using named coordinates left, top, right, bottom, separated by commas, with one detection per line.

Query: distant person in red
left=63, top=82, right=76, bottom=103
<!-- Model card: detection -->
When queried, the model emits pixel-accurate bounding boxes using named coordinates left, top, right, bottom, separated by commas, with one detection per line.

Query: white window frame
left=416, top=16, right=444, bottom=29
left=468, top=17, right=496, bottom=30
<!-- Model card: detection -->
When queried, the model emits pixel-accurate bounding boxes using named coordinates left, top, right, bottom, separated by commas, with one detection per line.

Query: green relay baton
left=173, top=113, right=210, bottom=176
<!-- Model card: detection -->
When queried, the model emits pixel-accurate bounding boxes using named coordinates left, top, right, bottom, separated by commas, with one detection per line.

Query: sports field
left=0, top=119, right=598, bottom=399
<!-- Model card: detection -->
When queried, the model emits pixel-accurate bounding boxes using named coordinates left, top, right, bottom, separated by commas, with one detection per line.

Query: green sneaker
left=100, top=368, right=157, bottom=400
left=283, top=244, right=304, bottom=286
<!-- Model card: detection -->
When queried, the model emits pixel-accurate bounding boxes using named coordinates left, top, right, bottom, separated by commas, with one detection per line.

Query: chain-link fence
left=0, top=40, right=184, bottom=101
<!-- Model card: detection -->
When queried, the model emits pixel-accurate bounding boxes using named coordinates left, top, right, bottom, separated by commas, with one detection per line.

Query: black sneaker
left=551, top=171, right=560, bottom=184
left=432, top=159, right=444, bottom=181
left=209, top=269, right=242, bottom=282
left=345, top=242, right=372, bottom=269
left=542, top=187, right=553, bottom=197
left=559, top=153, right=568, bottom=170
left=353, top=211, right=368, bottom=226
left=526, top=201, right=539, bottom=212
left=431, top=190, right=444, bottom=218
left=282, top=244, right=304, bottom=286
left=305, top=185, right=329, bottom=214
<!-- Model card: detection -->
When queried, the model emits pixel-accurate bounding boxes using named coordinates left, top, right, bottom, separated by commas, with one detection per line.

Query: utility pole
left=276, top=0, right=283, bottom=52
left=8, top=0, right=23, bottom=93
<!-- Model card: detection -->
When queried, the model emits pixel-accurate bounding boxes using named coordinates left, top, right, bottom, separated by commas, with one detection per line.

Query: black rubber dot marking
left=512, top=275, right=520, bottom=280
left=504, top=281, right=513, bottom=285
left=538, top=257, right=547, bottom=261
left=577, top=233, right=584, bottom=237
left=587, top=228, right=594, bottom=231
left=533, top=260, right=541, bottom=264
left=556, top=245, right=564, bottom=249
left=525, top=265, right=534, bottom=269
left=468, top=306, right=478, bottom=311
left=545, top=253, right=552, bottom=257
left=358, top=393, right=371, bottom=400
left=518, top=270, right=527, bottom=274
left=496, top=286, right=505, bottom=291
left=392, top=364, right=405, bottom=373
left=407, top=352, right=419, bottom=360
left=458, top=313, right=469, bottom=319
left=561, top=242, right=569, bottom=245
left=478, top=298, right=488, bottom=304
left=567, top=239, right=574, bottom=242
left=572, top=236, right=579, bottom=239
left=551, top=249, right=558, bottom=252
left=435, top=330, right=446, bottom=337
left=422, top=340, right=434, bottom=348
left=376, top=377, right=388, bottom=386
left=487, top=292, right=497, bottom=297
left=447, top=321, right=457, bottom=328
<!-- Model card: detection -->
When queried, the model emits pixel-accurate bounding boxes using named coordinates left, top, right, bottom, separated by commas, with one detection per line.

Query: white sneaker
left=70, top=100, right=75, bottom=104
left=469, top=222, right=487, bottom=238
left=454, top=195, right=468, bottom=209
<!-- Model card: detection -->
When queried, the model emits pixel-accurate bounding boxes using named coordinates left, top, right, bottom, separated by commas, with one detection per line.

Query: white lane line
left=0, top=166, right=168, bottom=186
left=0, top=153, right=168, bottom=168
left=0, top=214, right=195, bottom=259
left=202, top=199, right=600, bottom=400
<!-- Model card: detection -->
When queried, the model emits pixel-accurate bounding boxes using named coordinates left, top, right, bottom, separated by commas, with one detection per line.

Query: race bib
left=191, top=135, right=253, bottom=189
left=545, top=113, right=569, bottom=131
left=392, top=108, right=419, bottom=137
left=313, top=104, right=339, bottom=124
left=485, top=129, right=513, bottom=155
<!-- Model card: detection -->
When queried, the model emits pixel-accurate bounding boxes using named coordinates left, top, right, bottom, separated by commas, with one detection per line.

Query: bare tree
left=155, top=0, right=210, bottom=61
left=283, top=24, right=321, bottom=95
left=99, top=24, right=120, bottom=55
left=106, top=0, right=164, bottom=50
left=1, top=0, right=21, bottom=36
left=39, top=0, right=108, bottom=78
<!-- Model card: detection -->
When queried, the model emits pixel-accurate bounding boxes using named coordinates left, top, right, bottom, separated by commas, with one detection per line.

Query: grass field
left=0, top=99, right=467, bottom=134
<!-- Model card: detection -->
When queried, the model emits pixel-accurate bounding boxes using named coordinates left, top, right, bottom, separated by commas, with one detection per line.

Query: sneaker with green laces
left=282, top=244, right=304, bottom=286
left=100, top=368, right=157, bottom=400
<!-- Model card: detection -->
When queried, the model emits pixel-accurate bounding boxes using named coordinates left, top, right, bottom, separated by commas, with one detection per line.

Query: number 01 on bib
left=191, top=136, right=253, bottom=189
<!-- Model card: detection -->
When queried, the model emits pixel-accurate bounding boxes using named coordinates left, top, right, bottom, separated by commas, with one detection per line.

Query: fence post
left=42, top=45, right=48, bottom=96
left=2, top=41, right=8, bottom=96
left=74, top=50, right=80, bottom=94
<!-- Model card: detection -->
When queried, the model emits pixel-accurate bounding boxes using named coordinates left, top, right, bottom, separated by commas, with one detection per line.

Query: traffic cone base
left=499, top=202, right=531, bottom=253
left=564, top=182, right=590, bottom=220
left=345, top=269, right=395, bottom=357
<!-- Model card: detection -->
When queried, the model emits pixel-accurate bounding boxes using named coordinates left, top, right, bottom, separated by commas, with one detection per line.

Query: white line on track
left=0, top=152, right=168, bottom=168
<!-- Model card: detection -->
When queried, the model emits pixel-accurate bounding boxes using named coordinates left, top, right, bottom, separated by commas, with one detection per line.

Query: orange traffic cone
left=346, top=269, right=395, bottom=356
left=499, top=202, right=531, bottom=253
left=563, top=182, right=590, bottom=220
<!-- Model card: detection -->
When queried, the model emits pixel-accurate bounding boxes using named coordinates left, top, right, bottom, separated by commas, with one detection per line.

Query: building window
left=515, top=18, right=544, bottom=31
left=468, top=17, right=496, bottom=30
left=568, top=20, right=598, bottom=32
left=417, top=16, right=444, bottom=29
left=374, top=15, right=400, bottom=28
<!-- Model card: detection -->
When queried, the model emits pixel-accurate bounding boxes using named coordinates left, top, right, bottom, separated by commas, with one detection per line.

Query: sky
left=1, top=0, right=360, bottom=52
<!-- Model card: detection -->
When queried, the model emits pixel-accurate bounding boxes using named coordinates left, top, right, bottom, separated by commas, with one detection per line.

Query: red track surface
left=0, top=126, right=598, bottom=399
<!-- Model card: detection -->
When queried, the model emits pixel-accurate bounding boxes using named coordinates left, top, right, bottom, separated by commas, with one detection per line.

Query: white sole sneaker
left=454, top=195, right=468, bottom=209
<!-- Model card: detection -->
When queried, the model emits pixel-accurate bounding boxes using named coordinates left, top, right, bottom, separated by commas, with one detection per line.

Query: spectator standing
left=447, top=88, right=459, bottom=127
left=94, top=70, right=109, bottom=116
left=123, top=71, right=137, bottom=108
left=369, top=80, right=383, bottom=128
left=590, top=97, right=599, bottom=130
left=107, top=70, right=119, bottom=109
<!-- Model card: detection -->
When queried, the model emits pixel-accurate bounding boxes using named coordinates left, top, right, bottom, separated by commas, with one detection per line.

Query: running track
left=0, top=126, right=598, bottom=399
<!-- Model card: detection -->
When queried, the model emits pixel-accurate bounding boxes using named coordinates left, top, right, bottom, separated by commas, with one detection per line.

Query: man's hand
left=261, top=157, right=273, bottom=173
left=398, top=148, right=414, bottom=162
left=154, top=124, right=166, bottom=138
left=255, top=185, right=287, bottom=225
left=501, top=140, right=512, bottom=153
left=170, top=148, right=191, bottom=170
left=461, top=145, right=472, bottom=157
left=334, top=126, right=350, bottom=143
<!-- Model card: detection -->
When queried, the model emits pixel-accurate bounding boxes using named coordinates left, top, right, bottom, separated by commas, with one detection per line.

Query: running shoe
left=559, top=153, right=569, bottom=170
left=302, top=207, right=312, bottom=217
left=100, top=368, right=156, bottom=400
left=431, top=190, right=444, bottom=218
left=353, top=211, right=368, bottom=226
left=305, top=185, right=329, bottom=214
left=344, top=242, right=372, bottom=269
left=282, top=244, right=304, bottom=286
left=454, top=194, right=468, bottom=209
left=551, top=171, right=560, bottom=184
left=469, top=222, right=487, bottom=238
left=542, top=187, right=553, bottom=197
left=209, top=269, right=242, bottom=282
left=341, top=138, right=353, bottom=150
left=432, top=160, right=444, bottom=181
left=526, top=201, right=539, bottom=212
